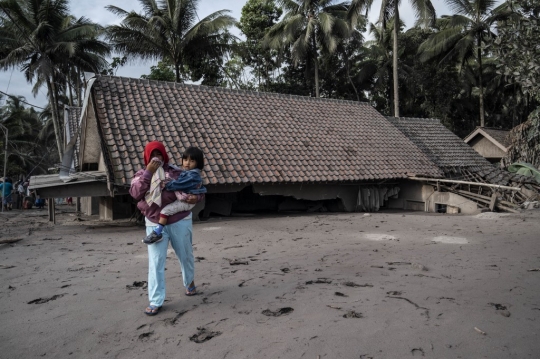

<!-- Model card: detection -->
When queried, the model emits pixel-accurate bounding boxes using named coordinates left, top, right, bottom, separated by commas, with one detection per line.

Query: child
left=143, top=146, right=206, bottom=244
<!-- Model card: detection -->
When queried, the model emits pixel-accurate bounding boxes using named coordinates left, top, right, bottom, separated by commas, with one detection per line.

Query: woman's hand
left=185, top=195, right=198, bottom=204
left=146, top=159, right=161, bottom=174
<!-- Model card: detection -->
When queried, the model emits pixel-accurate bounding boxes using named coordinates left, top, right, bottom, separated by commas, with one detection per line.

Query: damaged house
left=464, top=127, right=511, bottom=164
left=29, top=76, right=537, bottom=221
left=387, top=117, right=539, bottom=213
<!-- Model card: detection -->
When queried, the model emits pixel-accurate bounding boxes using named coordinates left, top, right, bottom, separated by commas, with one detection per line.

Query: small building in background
left=463, top=127, right=510, bottom=164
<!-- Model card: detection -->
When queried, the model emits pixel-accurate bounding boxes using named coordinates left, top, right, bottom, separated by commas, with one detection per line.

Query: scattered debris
left=411, top=263, right=428, bottom=271
left=488, top=303, right=507, bottom=310
left=138, top=331, right=154, bottom=341
left=0, top=238, right=23, bottom=244
left=306, top=278, right=332, bottom=285
left=474, top=327, right=486, bottom=335
left=262, top=307, right=294, bottom=317
left=189, top=327, right=222, bottom=343
left=411, top=348, right=425, bottom=356
left=343, top=310, right=362, bottom=318
left=126, top=281, right=147, bottom=290
left=489, top=303, right=511, bottom=317
left=334, top=292, right=348, bottom=297
left=280, top=268, right=290, bottom=273
left=386, top=295, right=429, bottom=318
left=229, top=259, right=249, bottom=265
left=195, top=256, right=206, bottom=262
left=163, top=310, right=188, bottom=326
left=527, top=268, right=540, bottom=272
left=0, top=265, right=16, bottom=269
left=387, top=291, right=402, bottom=296
left=28, top=294, right=65, bottom=304
left=342, top=281, right=373, bottom=288
left=327, top=305, right=342, bottom=310
left=224, top=245, right=243, bottom=250
left=386, top=262, right=411, bottom=265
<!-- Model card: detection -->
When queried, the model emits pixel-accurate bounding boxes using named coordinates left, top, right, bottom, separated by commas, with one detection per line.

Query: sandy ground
left=1, top=205, right=540, bottom=359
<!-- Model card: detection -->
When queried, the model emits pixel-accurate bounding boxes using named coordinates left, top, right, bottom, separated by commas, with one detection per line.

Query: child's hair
left=182, top=146, right=204, bottom=170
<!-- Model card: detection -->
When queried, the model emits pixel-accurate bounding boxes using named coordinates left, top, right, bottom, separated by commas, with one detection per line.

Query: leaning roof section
left=387, top=117, right=492, bottom=171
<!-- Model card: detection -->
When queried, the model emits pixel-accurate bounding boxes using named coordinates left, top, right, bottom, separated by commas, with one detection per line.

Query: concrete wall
left=81, top=196, right=99, bottom=215
left=426, top=191, right=479, bottom=215
left=469, top=136, right=506, bottom=160
left=388, top=180, right=479, bottom=214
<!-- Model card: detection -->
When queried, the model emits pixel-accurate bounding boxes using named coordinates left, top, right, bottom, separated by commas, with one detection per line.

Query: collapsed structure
left=29, top=76, right=539, bottom=221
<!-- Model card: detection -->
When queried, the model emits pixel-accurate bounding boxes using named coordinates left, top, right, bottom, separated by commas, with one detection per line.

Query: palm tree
left=264, top=0, right=353, bottom=97
left=418, top=0, right=511, bottom=127
left=0, top=0, right=110, bottom=160
left=351, top=0, right=435, bottom=116
left=106, top=0, right=236, bottom=83
left=360, top=20, right=405, bottom=113
left=0, top=95, right=48, bottom=175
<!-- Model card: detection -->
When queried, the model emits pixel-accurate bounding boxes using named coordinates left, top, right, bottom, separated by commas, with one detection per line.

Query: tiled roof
left=91, top=76, right=442, bottom=186
left=478, top=128, right=511, bottom=148
left=65, top=106, right=82, bottom=170
left=387, top=117, right=492, bottom=171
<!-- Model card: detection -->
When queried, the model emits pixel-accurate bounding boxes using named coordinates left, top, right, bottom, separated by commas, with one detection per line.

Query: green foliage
left=494, top=0, right=540, bottom=102
left=0, top=96, right=54, bottom=178
left=264, top=0, right=354, bottom=97
left=106, top=0, right=236, bottom=83
left=102, top=56, right=128, bottom=76
left=141, top=61, right=175, bottom=82
left=0, top=0, right=110, bottom=159
left=503, top=108, right=540, bottom=169
left=237, top=0, right=282, bottom=90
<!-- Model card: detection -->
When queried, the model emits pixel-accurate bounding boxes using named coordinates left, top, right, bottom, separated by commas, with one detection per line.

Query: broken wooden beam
left=0, top=238, right=23, bottom=244
left=410, top=177, right=522, bottom=191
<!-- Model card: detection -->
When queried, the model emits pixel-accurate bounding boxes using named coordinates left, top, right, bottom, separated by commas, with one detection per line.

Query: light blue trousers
left=146, top=217, right=194, bottom=307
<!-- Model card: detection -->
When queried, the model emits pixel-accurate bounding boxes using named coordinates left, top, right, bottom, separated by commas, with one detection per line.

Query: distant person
left=143, top=146, right=206, bottom=244
left=67, top=197, right=73, bottom=205
left=35, top=196, right=46, bottom=210
left=129, top=141, right=204, bottom=316
left=16, top=180, right=24, bottom=209
left=0, top=178, right=13, bottom=211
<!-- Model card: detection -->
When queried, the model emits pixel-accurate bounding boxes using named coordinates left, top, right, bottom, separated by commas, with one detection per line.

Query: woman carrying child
left=130, top=141, right=204, bottom=316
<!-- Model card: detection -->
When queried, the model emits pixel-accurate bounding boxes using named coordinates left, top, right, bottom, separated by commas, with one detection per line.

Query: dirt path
left=1, top=208, right=539, bottom=358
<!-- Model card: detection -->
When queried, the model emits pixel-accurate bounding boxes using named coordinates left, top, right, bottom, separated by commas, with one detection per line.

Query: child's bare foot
left=142, top=231, right=162, bottom=244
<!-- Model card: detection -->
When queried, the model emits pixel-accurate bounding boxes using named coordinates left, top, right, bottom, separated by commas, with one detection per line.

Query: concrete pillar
left=48, top=198, right=55, bottom=224
left=99, top=196, right=114, bottom=221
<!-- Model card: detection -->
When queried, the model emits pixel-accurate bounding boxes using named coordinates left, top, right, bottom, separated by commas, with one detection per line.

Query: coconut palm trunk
left=392, top=1, right=400, bottom=117
left=312, top=35, right=320, bottom=97
left=477, top=35, right=485, bottom=127
left=46, top=78, right=64, bottom=160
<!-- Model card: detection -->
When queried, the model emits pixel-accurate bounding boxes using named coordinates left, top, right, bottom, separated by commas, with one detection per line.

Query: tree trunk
left=346, top=54, right=360, bottom=102
left=77, top=67, right=82, bottom=106
left=477, top=36, right=485, bottom=127
left=46, top=78, right=64, bottom=161
left=312, top=36, right=319, bottom=98
left=393, top=2, right=400, bottom=117
left=68, top=66, right=73, bottom=107
left=175, top=63, right=181, bottom=83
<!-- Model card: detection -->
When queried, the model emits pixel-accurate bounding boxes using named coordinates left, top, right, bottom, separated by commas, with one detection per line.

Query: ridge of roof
left=388, top=117, right=441, bottom=122
left=95, top=74, right=372, bottom=106
left=463, top=127, right=510, bottom=150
